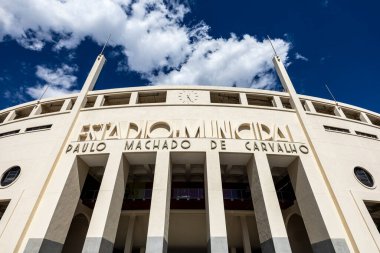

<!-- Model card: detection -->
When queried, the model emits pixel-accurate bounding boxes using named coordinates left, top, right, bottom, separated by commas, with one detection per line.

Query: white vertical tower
left=19, top=54, right=106, bottom=253
left=272, top=55, right=355, bottom=253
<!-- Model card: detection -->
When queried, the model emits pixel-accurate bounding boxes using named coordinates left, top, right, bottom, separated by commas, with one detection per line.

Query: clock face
left=178, top=90, right=199, bottom=104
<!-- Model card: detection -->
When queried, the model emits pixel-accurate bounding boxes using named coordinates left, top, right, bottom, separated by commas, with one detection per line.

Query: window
left=84, top=96, right=97, bottom=108
left=0, top=129, right=20, bottom=138
left=14, top=107, right=33, bottom=120
left=364, top=201, right=380, bottom=233
left=355, top=131, right=378, bottom=140
left=40, top=101, right=64, bottom=114
left=210, top=92, right=240, bottom=104
left=1, top=166, right=21, bottom=187
left=25, top=124, right=52, bottom=132
left=313, top=102, right=336, bottom=116
left=137, top=91, right=166, bottom=104
left=280, top=97, right=293, bottom=109
left=354, top=167, right=374, bottom=188
left=0, top=200, right=10, bottom=221
left=246, top=94, right=274, bottom=107
left=368, top=115, right=380, bottom=127
left=103, top=93, right=131, bottom=106
left=0, top=112, right=8, bottom=124
left=323, top=125, right=350, bottom=134
left=342, top=108, right=361, bottom=121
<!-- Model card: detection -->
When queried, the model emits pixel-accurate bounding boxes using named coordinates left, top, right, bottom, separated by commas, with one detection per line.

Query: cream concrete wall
left=0, top=86, right=379, bottom=252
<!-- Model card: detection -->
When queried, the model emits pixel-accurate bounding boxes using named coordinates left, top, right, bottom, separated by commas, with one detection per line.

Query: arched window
left=1, top=166, right=21, bottom=187
left=354, top=167, right=374, bottom=188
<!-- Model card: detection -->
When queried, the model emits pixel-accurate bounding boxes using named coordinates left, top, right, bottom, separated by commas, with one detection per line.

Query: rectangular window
left=25, top=124, right=52, bottom=132
left=323, top=125, right=350, bottom=133
left=137, top=91, right=166, bottom=104
left=84, top=96, right=97, bottom=108
left=210, top=92, right=240, bottom=104
left=40, top=101, right=65, bottom=114
left=355, top=131, right=378, bottom=139
left=342, top=108, right=361, bottom=121
left=364, top=201, right=380, bottom=233
left=103, top=93, right=131, bottom=106
left=367, top=115, right=380, bottom=127
left=0, top=200, right=10, bottom=221
left=280, top=97, right=293, bottom=109
left=246, top=94, right=274, bottom=107
left=0, top=112, right=8, bottom=124
left=0, top=129, right=20, bottom=138
left=313, top=102, right=336, bottom=116
left=14, top=106, right=33, bottom=120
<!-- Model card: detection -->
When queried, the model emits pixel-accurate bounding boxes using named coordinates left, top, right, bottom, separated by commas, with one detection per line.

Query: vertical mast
left=272, top=55, right=359, bottom=252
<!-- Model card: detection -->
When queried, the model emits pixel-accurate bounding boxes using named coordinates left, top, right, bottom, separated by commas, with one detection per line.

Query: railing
left=81, top=188, right=252, bottom=202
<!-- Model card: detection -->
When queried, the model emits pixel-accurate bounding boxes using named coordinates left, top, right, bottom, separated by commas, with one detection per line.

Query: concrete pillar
left=288, top=156, right=350, bottom=253
left=334, top=106, right=346, bottom=118
left=205, top=151, right=228, bottom=253
left=82, top=152, right=129, bottom=253
left=359, top=112, right=371, bottom=124
left=272, top=96, right=283, bottom=108
left=60, top=99, right=73, bottom=112
left=304, top=100, right=316, bottom=113
left=145, top=151, right=171, bottom=253
left=130, top=92, right=138, bottom=105
left=23, top=154, right=89, bottom=253
left=4, top=110, right=16, bottom=122
left=247, top=153, right=291, bottom=253
left=240, top=216, right=251, bottom=253
left=124, top=215, right=136, bottom=253
left=30, top=104, right=42, bottom=116
left=239, top=93, right=248, bottom=105
left=94, top=95, right=105, bottom=108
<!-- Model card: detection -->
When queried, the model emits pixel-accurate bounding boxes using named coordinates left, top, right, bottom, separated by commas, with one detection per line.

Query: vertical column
left=60, top=99, right=73, bottom=112
left=30, top=104, right=42, bottom=116
left=124, top=215, right=136, bottom=253
left=23, top=154, right=89, bottom=253
left=304, top=100, right=316, bottom=113
left=82, top=152, right=129, bottom=253
left=240, top=216, right=252, bottom=253
left=205, top=151, right=228, bottom=253
left=4, top=110, right=16, bottom=122
left=94, top=95, right=105, bottom=108
left=239, top=93, right=248, bottom=105
left=334, top=106, right=346, bottom=118
left=288, top=156, right=351, bottom=253
left=129, top=92, right=138, bottom=105
left=359, top=112, right=371, bottom=124
left=272, top=96, right=284, bottom=109
left=247, top=153, right=291, bottom=253
left=145, top=151, right=171, bottom=253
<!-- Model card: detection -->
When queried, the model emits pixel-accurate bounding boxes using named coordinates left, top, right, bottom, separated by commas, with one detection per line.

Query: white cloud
left=295, top=52, right=309, bottom=61
left=27, top=64, right=79, bottom=99
left=0, top=0, right=291, bottom=90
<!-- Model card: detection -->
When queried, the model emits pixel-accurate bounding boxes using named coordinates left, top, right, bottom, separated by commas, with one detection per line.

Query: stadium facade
left=0, top=55, right=379, bottom=253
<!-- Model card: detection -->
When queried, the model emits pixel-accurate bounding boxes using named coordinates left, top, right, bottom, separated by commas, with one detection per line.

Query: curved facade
left=0, top=56, right=380, bottom=253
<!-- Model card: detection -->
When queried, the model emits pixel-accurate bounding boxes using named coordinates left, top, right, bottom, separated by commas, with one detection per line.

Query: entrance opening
left=364, top=201, right=380, bottom=233
left=62, top=154, right=108, bottom=253
left=114, top=153, right=156, bottom=253
left=220, top=153, right=259, bottom=253
left=62, top=214, right=89, bottom=253
left=168, top=152, right=207, bottom=253
left=268, top=155, right=313, bottom=253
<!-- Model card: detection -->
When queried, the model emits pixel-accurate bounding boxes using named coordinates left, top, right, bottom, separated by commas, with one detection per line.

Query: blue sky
left=0, top=0, right=379, bottom=113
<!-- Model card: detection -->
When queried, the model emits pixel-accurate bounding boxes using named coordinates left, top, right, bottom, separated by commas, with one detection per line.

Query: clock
left=178, top=90, right=199, bottom=104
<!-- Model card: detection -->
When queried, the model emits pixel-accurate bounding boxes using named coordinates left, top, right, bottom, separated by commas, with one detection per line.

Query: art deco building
left=0, top=55, right=379, bottom=253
